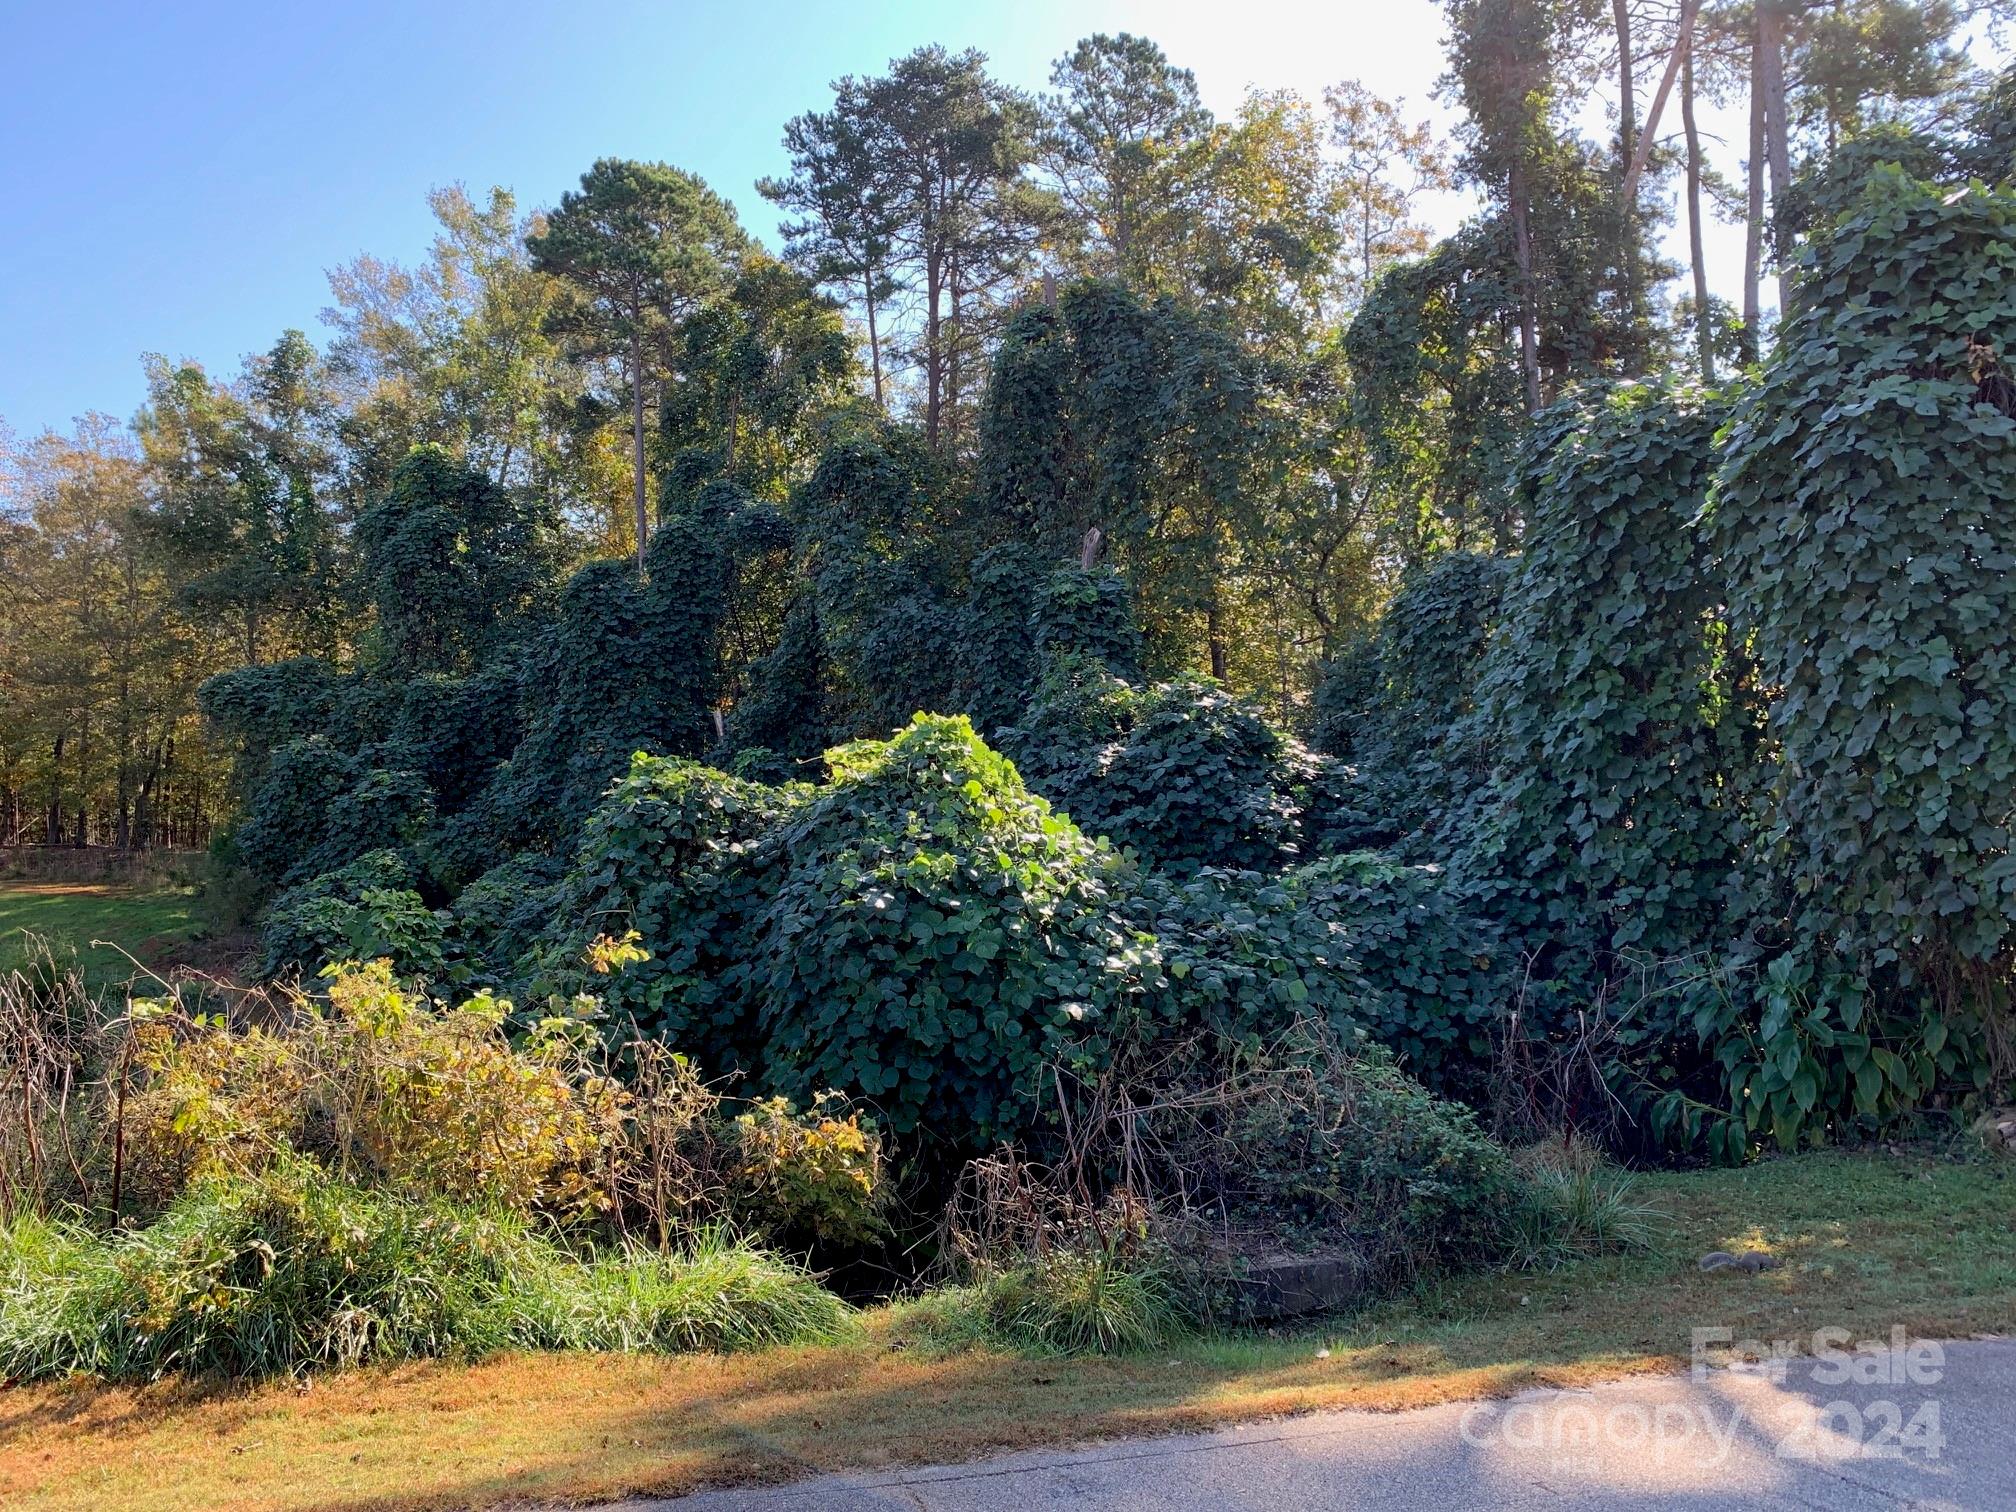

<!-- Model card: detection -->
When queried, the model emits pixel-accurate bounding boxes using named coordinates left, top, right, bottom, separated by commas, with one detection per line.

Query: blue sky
left=0, top=0, right=1470, bottom=437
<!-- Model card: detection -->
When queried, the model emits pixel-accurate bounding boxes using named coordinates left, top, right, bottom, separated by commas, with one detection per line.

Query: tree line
left=3, top=4, right=2006, bottom=849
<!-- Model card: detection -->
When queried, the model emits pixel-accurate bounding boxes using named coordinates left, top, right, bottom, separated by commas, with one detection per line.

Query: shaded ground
left=2, top=1148, right=2011, bottom=1511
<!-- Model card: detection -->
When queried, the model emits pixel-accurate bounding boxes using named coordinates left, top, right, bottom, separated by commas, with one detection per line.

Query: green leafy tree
left=1344, top=221, right=1527, bottom=558
left=137, top=331, right=346, bottom=666
left=816, top=48, right=1055, bottom=453
left=1186, top=89, right=1344, bottom=352
left=1039, top=32, right=1215, bottom=283
left=657, top=253, right=857, bottom=496
left=760, top=94, right=904, bottom=409
left=1323, top=80, right=1453, bottom=309
left=323, top=186, right=599, bottom=514
left=527, top=159, right=751, bottom=565
left=1, top=418, right=229, bottom=848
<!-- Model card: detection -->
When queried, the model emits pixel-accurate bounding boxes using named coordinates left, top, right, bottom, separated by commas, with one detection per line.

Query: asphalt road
left=623, top=1338, right=2016, bottom=1511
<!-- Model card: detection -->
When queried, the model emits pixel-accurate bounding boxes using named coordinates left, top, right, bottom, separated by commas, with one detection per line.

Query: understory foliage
left=0, top=955, right=876, bottom=1379
left=998, top=660, right=1344, bottom=874
left=1311, top=550, right=1511, bottom=851
left=2, top=958, right=886, bottom=1250
left=934, top=1022, right=1638, bottom=1346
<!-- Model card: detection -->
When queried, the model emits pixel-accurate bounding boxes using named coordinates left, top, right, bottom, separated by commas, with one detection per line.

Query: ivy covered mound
left=540, top=713, right=1511, bottom=1152
left=560, top=716, right=1154, bottom=1142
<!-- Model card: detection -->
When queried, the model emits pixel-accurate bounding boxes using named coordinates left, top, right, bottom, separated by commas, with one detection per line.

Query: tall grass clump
left=976, top=1243, right=1187, bottom=1355
left=1504, top=1136, right=1666, bottom=1270
left=0, top=1161, right=848, bottom=1382
left=0, top=952, right=874, bottom=1382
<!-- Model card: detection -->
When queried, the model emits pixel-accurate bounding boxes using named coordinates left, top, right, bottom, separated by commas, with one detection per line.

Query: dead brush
left=0, top=942, right=105, bottom=1218
left=940, top=1018, right=1557, bottom=1314
left=0, top=936, right=284, bottom=1220
left=600, top=1037, right=732, bottom=1250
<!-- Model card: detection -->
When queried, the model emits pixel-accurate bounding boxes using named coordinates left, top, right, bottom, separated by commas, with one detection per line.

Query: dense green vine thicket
left=974, top=284, right=1276, bottom=675
left=1715, top=166, right=2016, bottom=1016
left=1343, top=222, right=1525, bottom=557
left=1310, top=551, right=1512, bottom=851
left=1000, top=664, right=1308, bottom=874
left=204, top=156, right=2016, bottom=1167
left=556, top=716, right=1156, bottom=1143
left=1461, top=382, right=1750, bottom=967
left=544, top=714, right=1498, bottom=1148
left=354, top=446, right=562, bottom=676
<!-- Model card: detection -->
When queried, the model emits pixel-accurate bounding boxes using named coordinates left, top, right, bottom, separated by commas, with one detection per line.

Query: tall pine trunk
left=1613, top=0, right=1641, bottom=371
left=1743, top=23, right=1766, bottom=365
left=630, top=333, right=648, bottom=570
left=923, top=237, right=943, bottom=450
left=864, top=271, right=884, bottom=409
left=1758, top=5, right=1794, bottom=318
left=1509, top=160, right=1543, bottom=414
left=1682, top=40, right=1714, bottom=383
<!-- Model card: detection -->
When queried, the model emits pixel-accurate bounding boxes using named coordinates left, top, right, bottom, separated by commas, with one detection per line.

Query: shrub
left=1180, top=1033, right=1539, bottom=1281
left=315, top=963, right=623, bottom=1216
left=257, top=851, right=445, bottom=982
left=730, top=1095, right=885, bottom=1247
left=1121, top=853, right=1503, bottom=1097
left=1127, top=866, right=1364, bottom=1046
left=111, top=962, right=622, bottom=1220
left=119, top=1014, right=306, bottom=1213
left=234, top=738, right=435, bottom=893
left=1274, top=853, right=1506, bottom=1095
left=1646, top=951, right=1991, bottom=1161
left=445, top=850, right=569, bottom=986
left=1031, top=564, right=1142, bottom=679
left=1068, top=1027, right=1546, bottom=1288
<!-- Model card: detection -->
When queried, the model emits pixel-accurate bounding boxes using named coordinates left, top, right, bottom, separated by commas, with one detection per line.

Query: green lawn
left=0, top=880, right=200, bottom=990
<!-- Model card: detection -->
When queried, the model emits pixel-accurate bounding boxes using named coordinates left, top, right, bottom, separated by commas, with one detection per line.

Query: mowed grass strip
left=0, top=880, right=199, bottom=989
left=3, top=1147, right=2011, bottom=1512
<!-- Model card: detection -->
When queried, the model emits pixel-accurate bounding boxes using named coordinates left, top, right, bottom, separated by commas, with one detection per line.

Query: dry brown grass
left=4, top=1145, right=2011, bottom=1512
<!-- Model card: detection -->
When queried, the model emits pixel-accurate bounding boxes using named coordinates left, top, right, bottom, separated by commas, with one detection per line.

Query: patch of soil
left=142, top=929, right=255, bottom=988
left=2, top=882, right=135, bottom=898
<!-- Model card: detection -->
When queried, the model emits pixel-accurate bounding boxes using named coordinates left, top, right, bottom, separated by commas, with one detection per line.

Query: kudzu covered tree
left=1714, top=162, right=2016, bottom=1022
left=1461, top=381, right=1751, bottom=968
